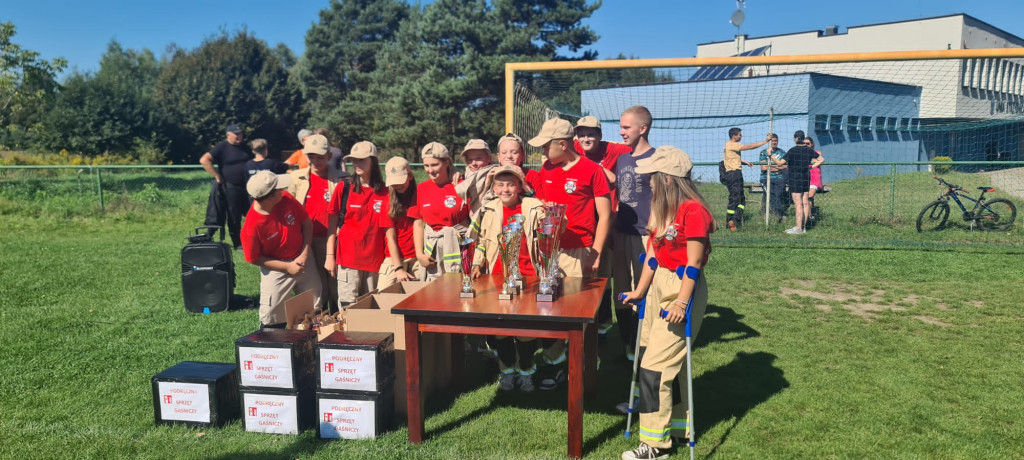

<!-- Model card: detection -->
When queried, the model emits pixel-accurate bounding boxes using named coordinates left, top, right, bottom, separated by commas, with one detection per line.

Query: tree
left=0, top=22, right=66, bottom=150
left=154, top=30, right=304, bottom=163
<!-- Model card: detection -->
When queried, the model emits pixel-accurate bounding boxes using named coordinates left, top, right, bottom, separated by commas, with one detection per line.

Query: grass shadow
left=695, top=304, right=760, bottom=348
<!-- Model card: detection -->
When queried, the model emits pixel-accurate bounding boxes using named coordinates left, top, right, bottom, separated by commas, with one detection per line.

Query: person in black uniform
left=200, top=124, right=254, bottom=249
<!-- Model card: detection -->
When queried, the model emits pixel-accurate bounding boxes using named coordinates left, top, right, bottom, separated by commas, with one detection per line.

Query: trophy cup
left=507, top=214, right=526, bottom=291
left=459, top=236, right=476, bottom=298
left=534, top=204, right=567, bottom=302
left=497, top=216, right=525, bottom=300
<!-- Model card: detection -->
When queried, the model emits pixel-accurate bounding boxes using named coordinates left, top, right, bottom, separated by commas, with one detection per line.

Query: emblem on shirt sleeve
left=564, top=179, right=578, bottom=194
left=444, top=196, right=457, bottom=208
left=665, top=224, right=677, bottom=241
left=373, top=200, right=383, bottom=213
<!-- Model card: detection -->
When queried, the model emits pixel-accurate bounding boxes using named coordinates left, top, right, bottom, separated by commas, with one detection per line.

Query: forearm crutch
left=673, top=265, right=701, bottom=460
left=620, top=252, right=658, bottom=438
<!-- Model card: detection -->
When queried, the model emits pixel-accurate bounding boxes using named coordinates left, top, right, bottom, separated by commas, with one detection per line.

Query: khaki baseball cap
left=420, top=142, right=450, bottom=160
left=304, top=134, right=329, bottom=155
left=528, top=118, right=574, bottom=147
left=575, top=115, right=601, bottom=130
left=344, top=141, right=378, bottom=160
left=384, top=156, right=411, bottom=187
left=460, top=139, right=491, bottom=158
left=496, top=133, right=524, bottom=150
left=484, top=165, right=532, bottom=195
left=247, top=170, right=292, bottom=199
left=635, top=146, right=693, bottom=178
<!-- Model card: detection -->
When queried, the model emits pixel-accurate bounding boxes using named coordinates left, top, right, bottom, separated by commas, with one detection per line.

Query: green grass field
left=1, top=168, right=1022, bottom=459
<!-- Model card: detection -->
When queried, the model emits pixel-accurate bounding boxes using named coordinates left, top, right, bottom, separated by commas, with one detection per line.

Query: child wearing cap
left=455, top=138, right=498, bottom=215
left=412, top=142, right=471, bottom=281
left=466, top=165, right=544, bottom=391
left=495, top=133, right=543, bottom=193
left=378, top=156, right=419, bottom=288
left=241, top=171, right=323, bottom=328
left=528, top=117, right=613, bottom=390
left=325, top=141, right=389, bottom=305
left=286, top=134, right=349, bottom=310
left=619, top=146, right=715, bottom=460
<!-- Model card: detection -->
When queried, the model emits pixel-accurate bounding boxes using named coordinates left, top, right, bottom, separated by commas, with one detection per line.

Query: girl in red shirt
left=379, top=156, right=418, bottom=288
left=619, top=146, right=716, bottom=459
left=496, top=133, right=541, bottom=194
left=326, top=141, right=389, bottom=305
left=412, top=142, right=470, bottom=281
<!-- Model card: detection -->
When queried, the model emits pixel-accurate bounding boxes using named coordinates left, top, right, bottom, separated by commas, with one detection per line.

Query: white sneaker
left=615, top=401, right=630, bottom=414
left=784, top=227, right=799, bottom=234
left=793, top=228, right=806, bottom=234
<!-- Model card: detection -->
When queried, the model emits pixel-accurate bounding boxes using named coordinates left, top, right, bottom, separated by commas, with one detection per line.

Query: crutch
left=671, top=265, right=701, bottom=460
left=619, top=252, right=658, bottom=438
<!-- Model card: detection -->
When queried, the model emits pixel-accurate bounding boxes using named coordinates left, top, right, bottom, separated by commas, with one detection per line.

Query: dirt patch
left=781, top=282, right=945, bottom=322
left=913, top=316, right=952, bottom=327
left=968, top=300, right=984, bottom=309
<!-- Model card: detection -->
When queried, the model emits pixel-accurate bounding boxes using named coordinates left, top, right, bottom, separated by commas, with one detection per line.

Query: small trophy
left=459, top=236, right=476, bottom=298
left=497, top=215, right=525, bottom=300
left=534, top=204, right=567, bottom=302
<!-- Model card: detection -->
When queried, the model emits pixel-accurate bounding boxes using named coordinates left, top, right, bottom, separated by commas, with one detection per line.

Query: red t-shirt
left=241, top=194, right=308, bottom=264
left=381, top=203, right=417, bottom=260
left=650, top=200, right=714, bottom=271
left=303, top=172, right=332, bottom=238
left=491, top=204, right=536, bottom=277
left=330, top=183, right=389, bottom=271
left=574, top=139, right=631, bottom=211
left=536, top=157, right=611, bottom=250
left=410, top=180, right=469, bottom=230
left=524, top=168, right=543, bottom=195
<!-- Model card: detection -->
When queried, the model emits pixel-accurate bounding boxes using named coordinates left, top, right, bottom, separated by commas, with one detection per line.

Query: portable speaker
left=182, top=226, right=235, bottom=313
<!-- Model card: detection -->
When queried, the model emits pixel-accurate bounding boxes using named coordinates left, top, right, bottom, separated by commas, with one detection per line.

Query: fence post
left=889, top=163, right=896, bottom=223
left=95, top=166, right=105, bottom=213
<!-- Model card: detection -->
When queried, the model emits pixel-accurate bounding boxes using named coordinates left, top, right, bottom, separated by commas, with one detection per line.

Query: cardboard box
left=241, top=388, right=315, bottom=435
left=235, top=329, right=316, bottom=391
left=344, top=294, right=453, bottom=415
left=285, top=290, right=343, bottom=341
left=152, top=361, right=239, bottom=427
left=317, top=387, right=395, bottom=439
left=317, top=331, right=395, bottom=393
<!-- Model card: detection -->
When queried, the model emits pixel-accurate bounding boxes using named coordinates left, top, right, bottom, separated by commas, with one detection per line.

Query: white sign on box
left=319, top=349, right=377, bottom=392
left=157, top=382, right=211, bottom=423
left=318, top=398, right=376, bottom=439
left=243, top=393, right=299, bottom=435
left=238, top=346, right=293, bottom=389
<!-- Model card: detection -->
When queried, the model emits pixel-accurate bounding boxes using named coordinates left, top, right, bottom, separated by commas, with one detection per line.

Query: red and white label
left=157, top=382, right=210, bottom=423
left=318, top=397, right=376, bottom=439
left=319, top=349, right=376, bottom=392
left=238, top=346, right=293, bottom=389
left=243, top=393, right=299, bottom=435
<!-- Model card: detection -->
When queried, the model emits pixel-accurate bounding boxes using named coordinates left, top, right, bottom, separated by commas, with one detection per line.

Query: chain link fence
left=2, top=162, right=1021, bottom=249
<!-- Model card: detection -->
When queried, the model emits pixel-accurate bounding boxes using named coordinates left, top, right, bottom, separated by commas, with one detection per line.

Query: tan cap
left=496, top=133, right=524, bottom=150
left=528, top=118, right=574, bottom=147
left=460, top=138, right=491, bottom=158
left=344, top=141, right=377, bottom=160
left=247, top=170, right=292, bottom=199
left=483, top=165, right=532, bottom=196
left=304, top=134, right=329, bottom=155
left=575, top=115, right=601, bottom=130
left=635, top=145, right=693, bottom=178
left=384, top=156, right=411, bottom=187
left=420, top=142, right=450, bottom=160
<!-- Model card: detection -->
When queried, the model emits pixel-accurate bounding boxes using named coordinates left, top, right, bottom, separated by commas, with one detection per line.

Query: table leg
left=567, top=328, right=584, bottom=459
left=584, top=323, right=597, bottom=399
left=405, top=319, right=423, bottom=444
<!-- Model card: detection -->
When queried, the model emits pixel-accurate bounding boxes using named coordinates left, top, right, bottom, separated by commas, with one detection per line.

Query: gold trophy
left=459, top=236, right=476, bottom=298
left=497, top=215, right=525, bottom=300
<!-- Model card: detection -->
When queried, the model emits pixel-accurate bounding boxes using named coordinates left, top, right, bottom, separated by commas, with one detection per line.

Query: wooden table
left=391, top=273, right=605, bottom=459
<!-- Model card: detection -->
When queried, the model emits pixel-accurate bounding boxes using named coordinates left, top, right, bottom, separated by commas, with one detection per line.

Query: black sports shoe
left=538, top=365, right=567, bottom=390
left=621, top=443, right=668, bottom=460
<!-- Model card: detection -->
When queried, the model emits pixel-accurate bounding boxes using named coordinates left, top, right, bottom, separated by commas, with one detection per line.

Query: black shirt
left=210, top=141, right=253, bottom=187
left=245, top=158, right=290, bottom=183
left=785, top=145, right=819, bottom=187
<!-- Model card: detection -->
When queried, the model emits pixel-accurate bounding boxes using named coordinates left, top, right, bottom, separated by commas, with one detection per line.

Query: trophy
left=497, top=214, right=525, bottom=300
left=534, top=203, right=567, bottom=302
left=459, top=236, right=476, bottom=298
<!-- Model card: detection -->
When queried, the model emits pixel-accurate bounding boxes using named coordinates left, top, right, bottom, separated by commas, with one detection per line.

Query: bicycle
left=916, top=176, right=1017, bottom=232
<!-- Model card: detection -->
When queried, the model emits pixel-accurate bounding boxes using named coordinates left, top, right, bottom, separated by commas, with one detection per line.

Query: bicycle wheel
left=977, top=198, right=1017, bottom=231
left=916, top=200, right=949, bottom=232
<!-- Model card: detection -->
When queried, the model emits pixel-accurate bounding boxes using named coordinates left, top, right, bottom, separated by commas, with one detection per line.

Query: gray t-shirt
left=615, top=147, right=655, bottom=235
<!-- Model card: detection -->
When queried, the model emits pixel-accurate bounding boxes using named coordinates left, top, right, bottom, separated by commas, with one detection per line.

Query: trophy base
left=536, top=292, right=559, bottom=302
left=497, top=293, right=514, bottom=300
left=459, top=291, right=476, bottom=298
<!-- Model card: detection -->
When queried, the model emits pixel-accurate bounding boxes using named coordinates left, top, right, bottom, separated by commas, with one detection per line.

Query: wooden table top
left=390, top=273, right=606, bottom=323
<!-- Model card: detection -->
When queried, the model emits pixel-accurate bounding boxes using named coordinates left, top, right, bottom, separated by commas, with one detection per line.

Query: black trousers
left=722, top=169, right=745, bottom=225
left=204, top=181, right=249, bottom=248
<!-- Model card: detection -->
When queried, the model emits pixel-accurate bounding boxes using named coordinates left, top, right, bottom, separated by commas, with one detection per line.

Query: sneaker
left=539, top=366, right=567, bottom=390
left=727, top=221, right=737, bottom=232
left=621, top=443, right=669, bottom=460
left=498, top=372, right=516, bottom=391
left=784, top=226, right=800, bottom=234
left=792, top=228, right=806, bottom=235
left=615, top=401, right=630, bottom=415
left=516, top=373, right=535, bottom=392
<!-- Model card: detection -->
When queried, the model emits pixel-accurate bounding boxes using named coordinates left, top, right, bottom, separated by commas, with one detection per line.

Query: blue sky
left=4, top=0, right=1023, bottom=76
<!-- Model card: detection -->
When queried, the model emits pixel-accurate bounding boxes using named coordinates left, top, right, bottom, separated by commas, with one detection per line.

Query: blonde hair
left=249, top=138, right=268, bottom=155
left=647, top=172, right=717, bottom=239
left=622, top=105, right=653, bottom=139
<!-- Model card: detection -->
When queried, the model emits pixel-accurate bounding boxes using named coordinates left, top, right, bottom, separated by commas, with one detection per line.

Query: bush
left=933, top=156, right=952, bottom=174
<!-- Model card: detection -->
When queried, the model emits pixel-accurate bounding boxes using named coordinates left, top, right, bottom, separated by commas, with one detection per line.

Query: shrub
left=933, top=156, right=952, bottom=175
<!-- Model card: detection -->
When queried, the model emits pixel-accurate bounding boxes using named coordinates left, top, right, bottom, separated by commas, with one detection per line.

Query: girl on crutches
left=619, top=146, right=715, bottom=460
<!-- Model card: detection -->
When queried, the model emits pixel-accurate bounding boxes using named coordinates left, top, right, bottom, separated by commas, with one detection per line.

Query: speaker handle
left=194, top=226, right=225, bottom=242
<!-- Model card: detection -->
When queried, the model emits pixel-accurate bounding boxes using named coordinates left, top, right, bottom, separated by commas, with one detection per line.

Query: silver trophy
left=459, top=236, right=476, bottom=298
left=533, top=204, right=567, bottom=302
left=497, top=214, right=525, bottom=300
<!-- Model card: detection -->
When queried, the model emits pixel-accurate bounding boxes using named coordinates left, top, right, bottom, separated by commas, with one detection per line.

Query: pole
left=95, top=166, right=105, bottom=213
left=889, top=163, right=897, bottom=223
left=765, top=107, right=774, bottom=227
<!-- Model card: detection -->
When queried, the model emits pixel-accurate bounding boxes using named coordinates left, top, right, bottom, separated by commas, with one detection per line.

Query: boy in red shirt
left=528, top=117, right=612, bottom=390
left=241, top=171, right=322, bottom=328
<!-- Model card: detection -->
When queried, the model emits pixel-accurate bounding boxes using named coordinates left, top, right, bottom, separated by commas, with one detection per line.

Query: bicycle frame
left=934, top=179, right=994, bottom=222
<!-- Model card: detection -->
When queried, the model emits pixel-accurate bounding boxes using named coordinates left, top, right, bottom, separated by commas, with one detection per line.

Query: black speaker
left=182, top=226, right=235, bottom=313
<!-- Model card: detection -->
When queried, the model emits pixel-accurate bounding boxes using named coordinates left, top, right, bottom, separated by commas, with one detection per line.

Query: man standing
left=758, top=133, right=788, bottom=222
left=721, top=127, right=770, bottom=231
left=200, top=124, right=253, bottom=249
left=285, top=129, right=313, bottom=170
left=785, top=130, right=820, bottom=235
